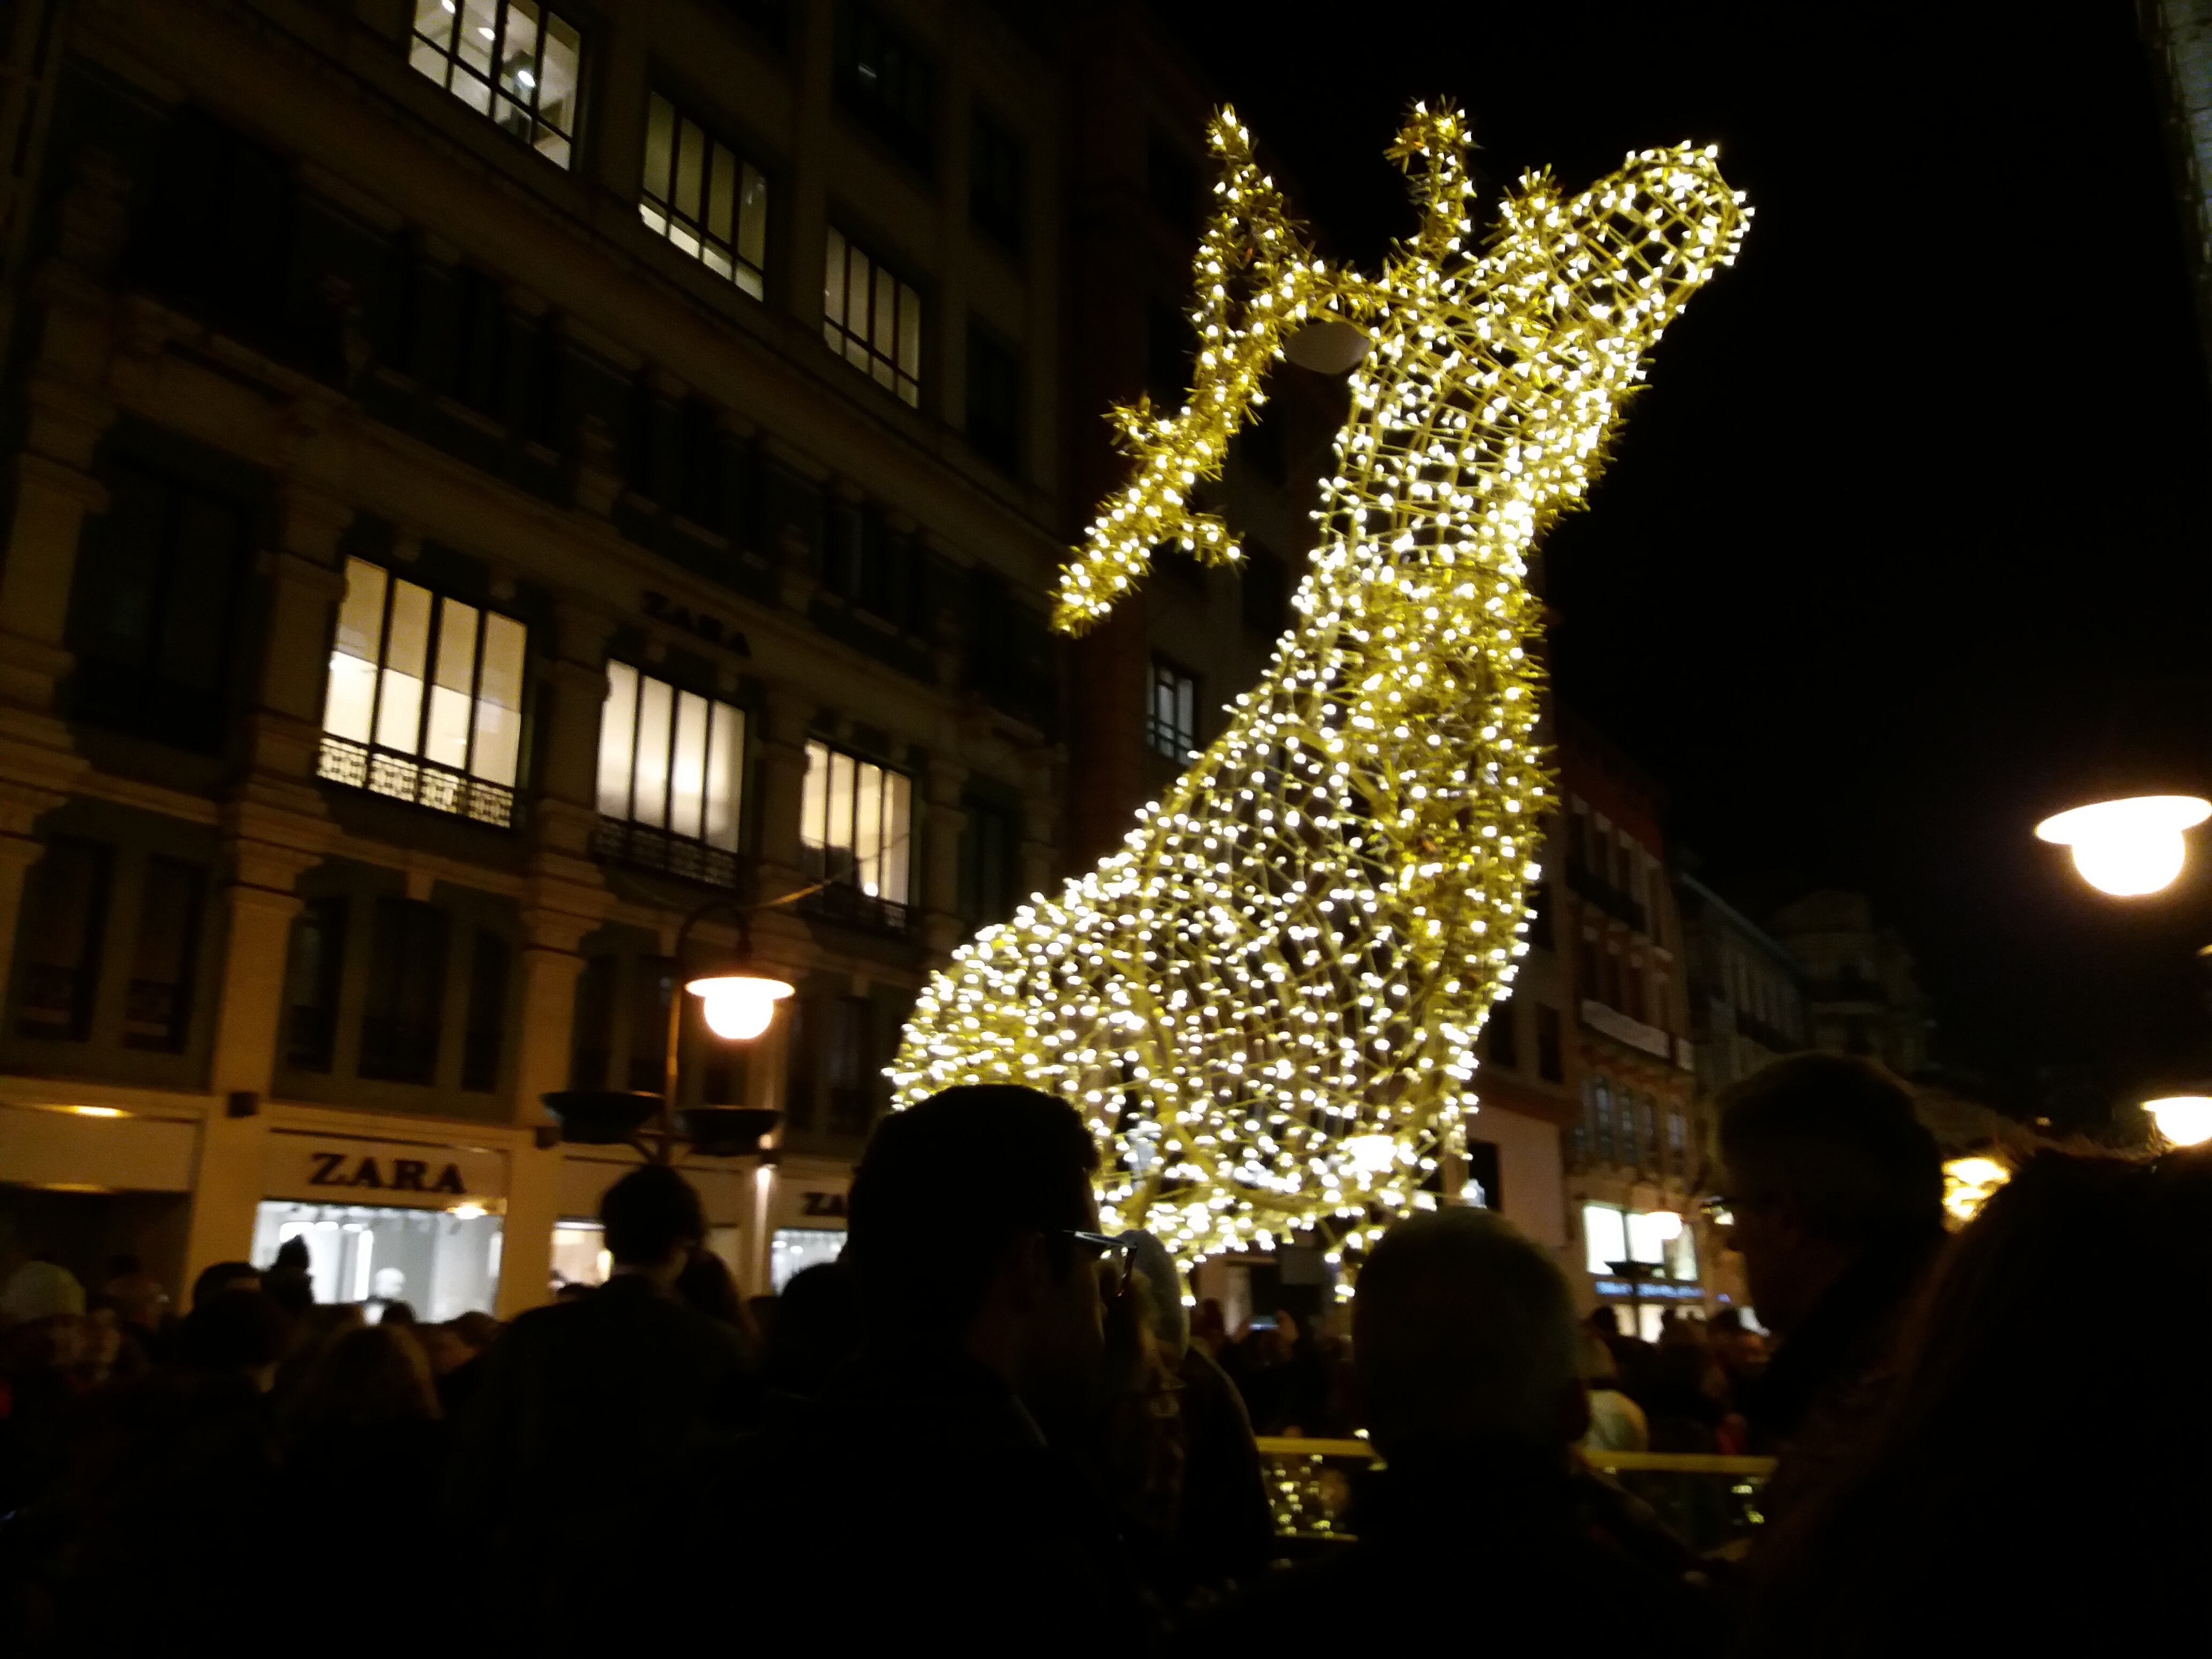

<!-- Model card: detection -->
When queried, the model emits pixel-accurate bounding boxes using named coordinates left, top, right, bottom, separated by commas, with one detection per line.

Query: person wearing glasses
left=733, top=1084, right=1159, bottom=1649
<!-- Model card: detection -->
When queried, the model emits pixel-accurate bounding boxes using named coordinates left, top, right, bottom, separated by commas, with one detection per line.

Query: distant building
left=2142, top=0, right=2212, bottom=380
left=1676, top=872, right=1811, bottom=1098
left=1769, top=890, right=1934, bottom=1078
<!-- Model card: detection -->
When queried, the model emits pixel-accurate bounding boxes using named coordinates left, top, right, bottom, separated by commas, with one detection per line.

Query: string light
left=892, top=103, right=1748, bottom=1271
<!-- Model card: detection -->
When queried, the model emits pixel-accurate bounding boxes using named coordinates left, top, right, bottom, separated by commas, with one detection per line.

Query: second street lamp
left=2034, top=795, right=2212, bottom=898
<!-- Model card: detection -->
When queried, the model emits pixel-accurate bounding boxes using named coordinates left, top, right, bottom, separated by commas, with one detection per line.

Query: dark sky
left=1168, top=2, right=2212, bottom=1125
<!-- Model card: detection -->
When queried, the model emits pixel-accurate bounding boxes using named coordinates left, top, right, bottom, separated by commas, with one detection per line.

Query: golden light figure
left=892, top=104, right=1749, bottom=1269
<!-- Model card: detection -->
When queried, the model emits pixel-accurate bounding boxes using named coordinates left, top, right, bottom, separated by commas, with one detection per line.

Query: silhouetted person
left=737, top=1085, right=1156, bottom=1649
left=1183, top=1209, right=1703, bottom=1653
left=674, top=1245, right=761, bottom=1357
left=759, top=1260, right=862, bottom=1400
left=1713, top=1056, right=1945, bottom=1477
left=444, top=1164, right=753, bottom=1648
left=1736, top=1149, right=2212, bottom=1654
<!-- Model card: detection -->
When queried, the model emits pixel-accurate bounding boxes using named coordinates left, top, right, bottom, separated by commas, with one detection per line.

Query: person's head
left=288, top=1324, right=440, bottom=1429
left=847, top=1086, right=1104, bottom=1414
left=1715, top=1054, right=1944, bottom=1334
left=599, top=1164, right=707, bottom=1283
left=375, top=1300, right=417, bottom=1328
left=1585, top=1304, right=1624, bottom=1339
left=1354, top=1208, right=1580, bottom=1462
left=273, top=1237, right=311, bottom=1273
left=1578, top=1331, right=1621, bottom=1387
left=263, top=1269, right=315, bottom=1319
left=177, top=1288, right=289, bottom=1386
left=675, top=1246, right=754, bottom=1340
left=191, top=1261, right=261, bottom=1311
left=448, top=1311, right=500, bottom=1354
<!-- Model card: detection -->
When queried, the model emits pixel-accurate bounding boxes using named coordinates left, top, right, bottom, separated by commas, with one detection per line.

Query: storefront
left=1579, top=1199, right=1710, bottom=1341
left=763, top=1157, right=851, bottom=1291
left=0, top=1097, right=200, bottom=1296
left=550, top=1149, right=761, bottom=1295
left=253, top=1130, right=510, bottom=1321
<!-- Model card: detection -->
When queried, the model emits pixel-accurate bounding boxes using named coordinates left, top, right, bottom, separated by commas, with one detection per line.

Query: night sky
left=1169, top=1, right=2212, bottom=1127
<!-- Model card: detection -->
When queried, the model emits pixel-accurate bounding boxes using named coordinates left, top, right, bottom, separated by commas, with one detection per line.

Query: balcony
left=591, top=817, right=744, bottom=891
left=799, top=878, right=911, bottom=936
left=318, top=735, right=514, bottom=829
left=1567, top=863, right=1648, bottom=933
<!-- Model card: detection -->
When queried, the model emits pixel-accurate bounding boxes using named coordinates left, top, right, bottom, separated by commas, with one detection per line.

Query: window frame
left=823, top=225, right=924, bottom=407
left=408, top=0, right=585, bottom=171
left=640, top=89, right=771, bottom=300
left=833, top=2, right=941, bottom=176
left=317, top=556, right=529, bottom=830
left=967, top=104, right=1025, bottom=255
left=1148, top=657, right=1199, bottom=760
left=592, top=660, right=750, bottom=888
left=798, top=739, right=914, bottom=931
left=963, top=320, right=1022, bottom=477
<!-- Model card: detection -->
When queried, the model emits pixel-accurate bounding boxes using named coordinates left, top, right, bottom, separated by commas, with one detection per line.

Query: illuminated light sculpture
left=891, top=104, right=1749, bottom=1268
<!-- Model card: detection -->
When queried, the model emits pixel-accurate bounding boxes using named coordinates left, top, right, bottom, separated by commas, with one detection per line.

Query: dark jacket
left=1178, top=1446, right=1706, bottom=1654
left=444, top=1273, right=755, bottom=1646
left=728, top=1346, right=1160, bottom=1652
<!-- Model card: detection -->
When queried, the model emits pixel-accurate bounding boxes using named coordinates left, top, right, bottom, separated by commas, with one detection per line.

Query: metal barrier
left=1254, top=1437, right=1776, bottom=1548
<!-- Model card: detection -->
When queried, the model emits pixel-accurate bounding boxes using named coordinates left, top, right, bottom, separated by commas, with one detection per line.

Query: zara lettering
left=799, top=1191, right=848, bottom=1219
left=308, top=1152, right=468, bottom=1194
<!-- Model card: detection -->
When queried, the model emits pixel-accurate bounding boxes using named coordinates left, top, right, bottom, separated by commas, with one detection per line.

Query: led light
left=2144, top=1096, right=2212, bottom=1148
left=450, top=1203, right=487, bottom=1221
left=1343, top=1134, right=1397, bottom=1175
left=688, top=972, right=795, bottom=1041
left=2035, top=795, right=2210, bottom=898
left=1942, top=1154, right=2012, bottom=1224
left=62, top=1105, right=128, bottom=1118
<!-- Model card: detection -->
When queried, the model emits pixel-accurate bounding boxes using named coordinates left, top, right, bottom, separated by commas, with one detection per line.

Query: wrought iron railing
left=591, top=816, right=743, bottom=889
left=797, top=876, right=911, bottom=935
left=318, top=734, right=514, bottom=829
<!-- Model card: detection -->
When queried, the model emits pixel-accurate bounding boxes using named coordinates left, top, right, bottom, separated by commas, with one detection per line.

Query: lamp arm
left=654, top=897, right=758, bottom=1164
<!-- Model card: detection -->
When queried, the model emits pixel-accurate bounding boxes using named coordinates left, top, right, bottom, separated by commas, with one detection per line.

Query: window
left=1536, top=1004, right=1564, bottom=1081
left=460, top=930, right=510, bottom=1092
left=959, top=798, right=1018, bottom=929
left=965, top=325, right=1021, bottom=476
left=409, top=0, right=581, bottom=169
left=1666, top=1108, right=1688, bottom=1173
left=1462, top=1140, right=1502, bottom=1210
left=318, top=557, right=527, bottom=828
left=799, top=742, right=913, bottom=925
left=823, top=500, right=916, bottom=624
left=124, top=858, right=205, bottom=1052
left=14, top=841, right=110, bottom=1041
left=823, top=228, right=922, bottom=406
left=285, top=898, right=349, bottom=1073
left=1483, top=1003, right=1519, bottom=1070
left=1146, top=128, right=1200, bottom=238
left=594, top=662, right=747, bottom=886
left=834, top=3, right=939, bottom=174
left=71, top=460, right=249, bottom=753
left=1590, top=1077, right=1615, bottom=1163
left=1529, top=889, right=1555, bottom=951
left=358, top=898, right=448, bottom=1085
left=1240, top=545, right=1288, bottom=639
left=969, top=107, right=1024, bottom=253
left=826, top=995, right=876, bottom=1134
left=641, top=92, right=768, bottom=300
left=1582, top=1201, right=1627, bottom=1276
left=1149, top=659, right=1198, bottom=759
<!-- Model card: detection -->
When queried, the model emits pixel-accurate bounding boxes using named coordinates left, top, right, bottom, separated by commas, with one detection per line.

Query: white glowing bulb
left=2145, top=1096, right=2212, bottom=1148
left=1644, top=1209, right=1684, bottom=1242
left=1343, top=1133, right=1396, bottom=1174
left=2036, top=795, right=2210, bottom=897
left=687, top=972, right=795, bottom=1041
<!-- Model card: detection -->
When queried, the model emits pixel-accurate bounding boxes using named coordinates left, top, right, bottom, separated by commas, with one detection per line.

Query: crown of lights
left=893, top=104, right=1748, bottom=1271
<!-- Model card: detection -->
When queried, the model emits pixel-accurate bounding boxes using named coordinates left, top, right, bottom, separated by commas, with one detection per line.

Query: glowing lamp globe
left=2034, top=795, right=2211, bottom=897
left=2144, top=1095, right=2212, bottom=1148
left=686, top=970, right=794, bottom=1041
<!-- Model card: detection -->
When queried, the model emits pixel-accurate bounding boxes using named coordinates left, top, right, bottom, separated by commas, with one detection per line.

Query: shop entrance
left=770, top=1227, right=843, bottom=1290
left=251, top=1201, right=503, bottom=1321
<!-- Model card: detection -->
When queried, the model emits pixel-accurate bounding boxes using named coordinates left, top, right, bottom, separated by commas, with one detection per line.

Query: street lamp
left=543, top=896, right=793, bottom=1162
left=2035, top=795, right=2212, bottom=898
left=2143, top=1095, right=2212, bottom=1148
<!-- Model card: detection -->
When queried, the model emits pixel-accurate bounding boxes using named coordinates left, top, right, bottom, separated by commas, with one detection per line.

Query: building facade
left=1677, top=870, right=1810, bottom=1098
left=0, top=0, right=1079, bottom=1315
left=1769, top=888, right=1933, bottom=1079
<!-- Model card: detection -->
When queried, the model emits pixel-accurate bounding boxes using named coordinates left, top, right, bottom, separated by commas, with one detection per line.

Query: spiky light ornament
left=893, top=103, right=1747, bottom=1273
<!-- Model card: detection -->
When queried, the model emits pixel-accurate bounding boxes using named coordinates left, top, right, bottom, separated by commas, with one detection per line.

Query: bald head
left=1354, top=1208, right=1580, bottom=1459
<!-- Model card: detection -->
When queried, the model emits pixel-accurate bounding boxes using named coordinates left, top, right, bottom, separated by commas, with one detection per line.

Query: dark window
left=70, top=460, right=249, bottom=753
left=1462, top=1139, right=1503, bottom=1210
left=1528, top=888, right=1555, bottom=951
left=1148, top=658, right=1198, bottom=759
left=1642, top=1094, right=1662, bottom=1169
left=569, top=953, right=616, bottom=1090
left=834, top=3, right=940, bottom=174
left=285, top=897, right=349, bottom=1072
left=14, top=840, right=111, bottom=1041
left=783, top=993, right=816, bottom=1131
left=1240, top=544, right=1288, bottom=639
left=1576, top=935, right=1602, bottom=1004
left=1235, top=398, right=1288, bottom=484
left=969, top=107, right=1024, bottom=253
left=1666, top=1108, right=1688, bottom=1174
left=627, top=955, right=672, bottom=1094
left=1483, top=1004, right=1519, bottom=1070
left=820, top=502, right=915, bottom=625
left=825, top=995, right=875, bottom=1134
left=460, top=930, right=510, bottom=1092
left=641, top=91, right=769, bottom=298
left=123, top=857, right=204, bottom=1052
left=133, top=110, right=294, bottom=354
left=408, top=0, right=582, bottom=170
left=1145, top=297, right=1195, bottom=407
left=959, top=798, right=1018, bottom=929
left=679, top=400, right=728, bottom=528
left=1536, top=1004, right=1565, bottom=1082
left=823, top=227, right=923, bottom=407
left=1591, top=1078, right=1613, bottom=1163
left=357, top=898, right=448, bottom=1085
left=428, top=266, right=510, bottom=420
left=966, top=325, right=1021, bottom=476
left=717, top=0, right=793, bottom=50
left=1146, top=128, right=1200, bottom=239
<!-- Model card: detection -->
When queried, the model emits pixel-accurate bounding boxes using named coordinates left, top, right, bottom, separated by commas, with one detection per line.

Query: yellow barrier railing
left=1254, top=1436, right=1777, bottom=1478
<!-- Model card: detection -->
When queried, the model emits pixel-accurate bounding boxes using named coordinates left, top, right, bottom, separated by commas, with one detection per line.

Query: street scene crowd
left=0, top=1056, right=2202, bottom=1653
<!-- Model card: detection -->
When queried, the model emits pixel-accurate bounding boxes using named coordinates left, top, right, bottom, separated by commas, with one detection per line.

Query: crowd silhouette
left=0, top=1058, right=2202, bottom=1652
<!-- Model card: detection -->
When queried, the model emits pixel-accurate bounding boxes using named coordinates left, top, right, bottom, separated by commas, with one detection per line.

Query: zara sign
left=265, top=1134, right=506, bottom=1210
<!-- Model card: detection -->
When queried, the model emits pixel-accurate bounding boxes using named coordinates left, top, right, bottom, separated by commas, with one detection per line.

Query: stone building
left=0, top=0, right=1078, bottom=1314
left=1676, top=870, right=1810, bottom=1098
left=1769, top=888, right=1934, bottom=1079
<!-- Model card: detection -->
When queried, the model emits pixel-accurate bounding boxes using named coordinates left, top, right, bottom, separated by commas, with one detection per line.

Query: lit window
left=318, top=557, right=527, bottom=827
left=593, top=662, right=747, bottom=885
left=640, top=92, right=768, bottom=300
left=1582, top=1202, right=1627, bottom=1276
left=823, top=227, right=921, bottom=407
left=409, top=0, right=581, bottom=170
left=1149, top=659, right=1198, bottom=759
left=799, top=741, right=912, bottom=907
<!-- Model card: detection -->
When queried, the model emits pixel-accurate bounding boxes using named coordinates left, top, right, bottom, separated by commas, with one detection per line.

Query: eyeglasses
left=1062, top=1229, right=1134, bottom=1295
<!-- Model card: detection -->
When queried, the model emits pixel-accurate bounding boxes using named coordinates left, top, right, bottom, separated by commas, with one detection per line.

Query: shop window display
left=771, top=1227, right=843, bottom=1290
left=253, top=1201, right=502, bottom=1321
